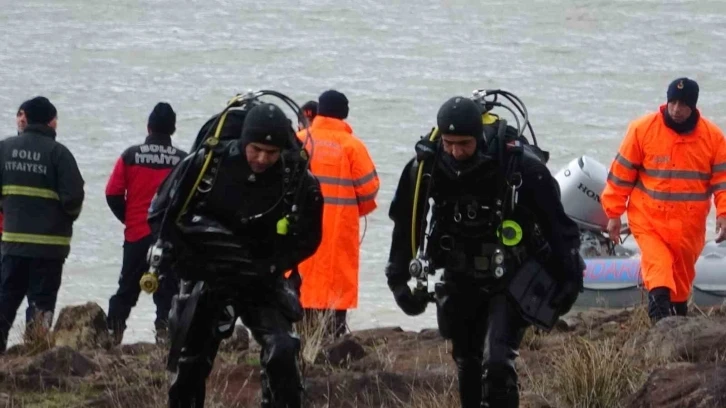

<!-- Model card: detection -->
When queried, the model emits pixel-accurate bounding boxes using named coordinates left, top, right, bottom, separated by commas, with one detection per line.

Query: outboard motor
left=554, top=155, right=609, bottom=230
left=554, top=155, right=633, bottom=257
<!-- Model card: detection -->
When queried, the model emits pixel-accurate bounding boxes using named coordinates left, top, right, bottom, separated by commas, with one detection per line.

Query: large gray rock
left=24, top=346, right=99, bottom=377
left=0, top=346, right=98, bottom=392
left=53, top=302, right=112, bottom=350
left=625, top=363, right=726, bottom=408
left=317, top=337, right=367, bottom=366
left=637, top=316, right=726, bottom=363
left=302, top=369, right=454, bottom=407
left=556, top=307, right=643, bottom=335
left=348, top=327, right=405, bottom=347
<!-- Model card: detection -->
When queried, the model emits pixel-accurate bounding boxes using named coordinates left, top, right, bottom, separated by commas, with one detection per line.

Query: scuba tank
left=409, top=88, right=543, bottom=281
left=408, top=89, right=572, bottom=330
left=189, top=109, right=250, bottom=152
left=140, top=90, right=314, bottom=294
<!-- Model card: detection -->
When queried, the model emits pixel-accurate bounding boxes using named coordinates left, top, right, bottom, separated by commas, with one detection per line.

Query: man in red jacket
left=105, top=103, right=187, bottom=345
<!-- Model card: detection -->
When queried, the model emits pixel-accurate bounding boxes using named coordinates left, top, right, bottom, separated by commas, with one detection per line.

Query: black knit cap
left=436, top=96, right=483, bottom=137
left=318, top=90, right=349, bottom=119
left=240, top=103, right=290, bottom=148
left=148, top=102, right=176, bottom=136
left=23, top=96, right=57, bottom=125
left=667, top=77, right=699, bottom=109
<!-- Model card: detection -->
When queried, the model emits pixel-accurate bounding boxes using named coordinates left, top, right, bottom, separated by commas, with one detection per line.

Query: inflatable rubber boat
left=555, top=155, right=726, bottom=308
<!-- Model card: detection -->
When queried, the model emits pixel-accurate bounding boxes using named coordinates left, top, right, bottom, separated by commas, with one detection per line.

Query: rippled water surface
left=2, top=0, right=726, bottom=343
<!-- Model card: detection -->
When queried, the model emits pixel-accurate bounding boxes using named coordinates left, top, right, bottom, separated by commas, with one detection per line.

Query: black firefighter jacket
left=0, top=125, right=85, bottom=259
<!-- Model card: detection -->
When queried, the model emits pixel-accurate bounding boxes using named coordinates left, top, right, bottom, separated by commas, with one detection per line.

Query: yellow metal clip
left=140, top=272, right=159, bottom=294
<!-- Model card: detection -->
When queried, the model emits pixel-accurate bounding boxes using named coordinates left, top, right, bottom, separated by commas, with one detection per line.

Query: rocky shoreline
left=2, top=302, right=726, bottom=407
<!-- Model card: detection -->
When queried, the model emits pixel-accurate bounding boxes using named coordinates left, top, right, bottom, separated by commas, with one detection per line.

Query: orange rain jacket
left=602, top=105, right=726, bottom=302
left=296, top=116, right=380, bottom=309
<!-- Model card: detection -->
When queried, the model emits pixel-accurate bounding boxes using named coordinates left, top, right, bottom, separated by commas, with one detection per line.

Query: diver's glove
left=415, top=128, right=438, bottom=161
left=275, top=272, right=304, bottom=323
left=385, top=261, right=428, bottom=316
left=550, top=249, right=585, bottom=315
left=390, top=283, right=429, bottom=316
left=564, top=249, right=585, bottom=291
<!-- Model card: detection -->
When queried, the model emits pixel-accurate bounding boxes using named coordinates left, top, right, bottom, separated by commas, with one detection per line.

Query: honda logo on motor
left=578, top=183, right=601, bottom=203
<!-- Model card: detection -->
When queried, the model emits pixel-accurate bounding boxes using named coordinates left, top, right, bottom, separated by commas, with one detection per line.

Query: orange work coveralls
left=296, top=116, right=380, bottom=309
left=602, top=105, right=726, bottom=302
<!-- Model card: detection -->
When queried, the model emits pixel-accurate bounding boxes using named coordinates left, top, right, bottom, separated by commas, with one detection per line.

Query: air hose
left=409, top=88, right=537, bottom=258
left=141, top=90, right=313, bottom=294
left=411, top=127, right=440, bottom=258
left=140, top=94, right=251, bottom=294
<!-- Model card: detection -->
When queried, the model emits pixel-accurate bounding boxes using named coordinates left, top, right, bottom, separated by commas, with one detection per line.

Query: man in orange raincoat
left=602, top=77, right=726, bottom=322
left=296, top=90, right=380, bottom=337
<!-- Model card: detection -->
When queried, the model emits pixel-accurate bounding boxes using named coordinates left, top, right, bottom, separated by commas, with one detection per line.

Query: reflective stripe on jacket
left=295, top=116, right=380, bottom=309
left=602, top=105, right=726, bottom=301
left=105, top=135, right=187, bottom=242
left=0, top=125, right=85, bottom=259
left=603, top=105, right=726, bottom=221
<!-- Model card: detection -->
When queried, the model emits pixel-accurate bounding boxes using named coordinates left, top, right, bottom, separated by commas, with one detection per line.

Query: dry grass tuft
left=521, top=326, right=546, bottom=351
left=296, top=308, right=338, bottom=367
left=20, top=315, right=56, bottom=356
left=551, top=336, right=644, bottom=408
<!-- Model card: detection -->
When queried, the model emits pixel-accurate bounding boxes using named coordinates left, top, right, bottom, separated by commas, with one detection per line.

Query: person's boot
left=169, top=357, right=207, bottom=408
left=672, top=301, right=688, bottom=316
left=454, top=357, right=483, bottom=408
left=24, top=309, right=54, bottom=348
left=482, top=363, right=519, bottom=408
left=647, top=287, right=673, bottom=323
left=111, top=328, right=124, bottom=346
left=107, top=320, right=125, bottom=346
